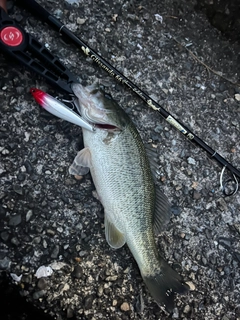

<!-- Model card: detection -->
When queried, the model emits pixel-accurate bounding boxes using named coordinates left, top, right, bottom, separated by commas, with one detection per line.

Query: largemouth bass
left=69, top=83, right=189, bottom=311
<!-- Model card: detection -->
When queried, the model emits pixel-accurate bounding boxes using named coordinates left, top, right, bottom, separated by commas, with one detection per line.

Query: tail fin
left=142, top=259, right=189, bottom=312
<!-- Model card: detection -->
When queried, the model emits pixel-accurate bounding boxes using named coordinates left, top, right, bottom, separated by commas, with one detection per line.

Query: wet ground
left=0, top=0, right=240, bottom=319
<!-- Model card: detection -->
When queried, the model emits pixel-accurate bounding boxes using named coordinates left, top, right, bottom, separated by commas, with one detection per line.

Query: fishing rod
left=17, top=0, right=239, bottom=195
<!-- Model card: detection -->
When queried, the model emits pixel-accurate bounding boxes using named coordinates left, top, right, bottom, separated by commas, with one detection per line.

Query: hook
left=220, top=166, right=239, bottom=196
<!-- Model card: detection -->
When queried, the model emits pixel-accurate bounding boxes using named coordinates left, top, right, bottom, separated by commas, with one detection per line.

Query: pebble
left=216, top=198, right=227, bottom=211
left=112, top=299, right=118, bottom=306
left=17, top=173, right=26, bottom=182
left=172, top=307, right=179, bottom=318
left=23, top=160, right=33, bottom=174
left=51, top=245, right=60, bottom=259
left=1, top=231, right=9, bottom=241
left=105, top=275, right=118, bottom=281
left=84, top=295, right=94, bottom=309
left=187, top=157, right=196, bottom=165
left=37, top=278, right=48, bottom=290
left=9, top=214, right=22, bottom=226
left=72, top=265, right=83, bottom=279
left=193, top=190, right=201, bottom=200
left=0, top=256, right=11, bottom=269
left=234, top=93, right=240, bottom=101
left=183, top=305, right=191, bottom=314
left=33, top=290, right=46, bottom=300
left=185, top=281, right=196, bottom=291
left=120, top=302, right=130, bottom=312
left=46, top=229, right=55, bottom=236
left=26, top=210, right=33, bottom=222
left=53, top=9, right=63, bottom=19
left=11, top=237, right=20, bottom=246
left=97, top=285, right=103, bottom=297
left=171, top=206, right=181, bottom=216
left=77, top=17, right=87, bottom=25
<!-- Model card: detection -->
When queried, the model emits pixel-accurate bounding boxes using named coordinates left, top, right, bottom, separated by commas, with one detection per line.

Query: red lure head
left=30, top=88, right=46, bottom=106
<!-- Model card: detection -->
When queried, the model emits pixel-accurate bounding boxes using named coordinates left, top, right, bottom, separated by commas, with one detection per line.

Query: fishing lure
left=30, top=88, right=94, bottom=132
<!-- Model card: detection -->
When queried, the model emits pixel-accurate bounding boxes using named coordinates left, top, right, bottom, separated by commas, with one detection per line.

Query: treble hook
left=220, top=166, right=239, bottom=196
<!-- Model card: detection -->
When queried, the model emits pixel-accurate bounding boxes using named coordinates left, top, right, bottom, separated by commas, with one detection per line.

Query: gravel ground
left=0, top=0, right=240, bottom=319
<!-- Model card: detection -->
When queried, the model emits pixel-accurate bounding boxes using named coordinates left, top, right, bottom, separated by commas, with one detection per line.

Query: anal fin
left=105, top=214, right=126, bottom=249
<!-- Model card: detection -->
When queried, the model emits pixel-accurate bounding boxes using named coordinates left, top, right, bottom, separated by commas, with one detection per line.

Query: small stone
left=51, top=245, right=60, bottom=259
left=77, top=17, right=87, bottom=25
left=216, top=198, right=227, bottom=211
left=187, top=157, right=196, bottom=165
left=72, top=265, right=83, bottom=279
left=84, top=294, right=94, bottom=309
left=185, top=281, right=196, bottom=291
left=0, top=256, right=11, bottom=269
left=17, top=173, right=26, bottom=182
left=33, top=236, right=41, bottom=244
left=37, top=278, right=48, bottom=290
left=11, top=237, right=20, bottom=246
left=112, top=299, right=118, bottom=306
left=120, top=302, right=130, bottom=312
left=234, top=93, right=240, bottom=101
left=1, top=231, right=9, bottom=242
left=2, top=149, right=10, bottom=155
left=183, top=304, right=191, bottom=314
left=9, top=214, right=22, bottom=226
left=26, top=210, right=33, bottom=222
left=171, top=206, right=181, bottom=216
left=172, top=307, right=179, bottom=318
left=21, top=274, right=32, bottom=284
left=193, top=190, right=201, bottom=200
left=24, top=160, right=33, bottom=174
left=35, top=266, right=53, bottom=278
left=46, top=229, right=55, bottom=236
left=105, top=275, right=118, bottom=281
left=98, top=285, right=103, bottom=297
left=13, top=184, right=23, bottom=195
left=33, top=290, right=46, bottom=300
left=53, top=9, right=63, bottom=19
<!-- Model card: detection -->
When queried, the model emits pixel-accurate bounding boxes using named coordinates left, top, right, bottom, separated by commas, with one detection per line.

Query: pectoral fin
left=105, top=214, right=126, bottom=249
left=154, top=188, right=171, bottom=234
left=69, top=147, right=92, bottom=176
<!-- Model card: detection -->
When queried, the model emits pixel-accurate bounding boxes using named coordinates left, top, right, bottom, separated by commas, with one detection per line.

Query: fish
left=69, top=83, right=189, bottom=311
left=30, top=88, right=94, bottom=132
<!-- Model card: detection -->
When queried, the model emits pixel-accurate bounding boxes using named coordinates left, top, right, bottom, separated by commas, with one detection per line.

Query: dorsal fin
left=144, top=143, right=160, bottom=181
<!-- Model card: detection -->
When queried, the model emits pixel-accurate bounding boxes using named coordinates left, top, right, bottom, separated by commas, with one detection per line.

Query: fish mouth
left=80, top=109, right=120, bottom=131
left=95, top=123, right=120, bottom=131
left=71, top=82, right=121, bottom=131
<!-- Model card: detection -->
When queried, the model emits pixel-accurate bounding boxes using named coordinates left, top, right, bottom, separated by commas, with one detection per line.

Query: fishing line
left=17, top=0, right=240, bottom=194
